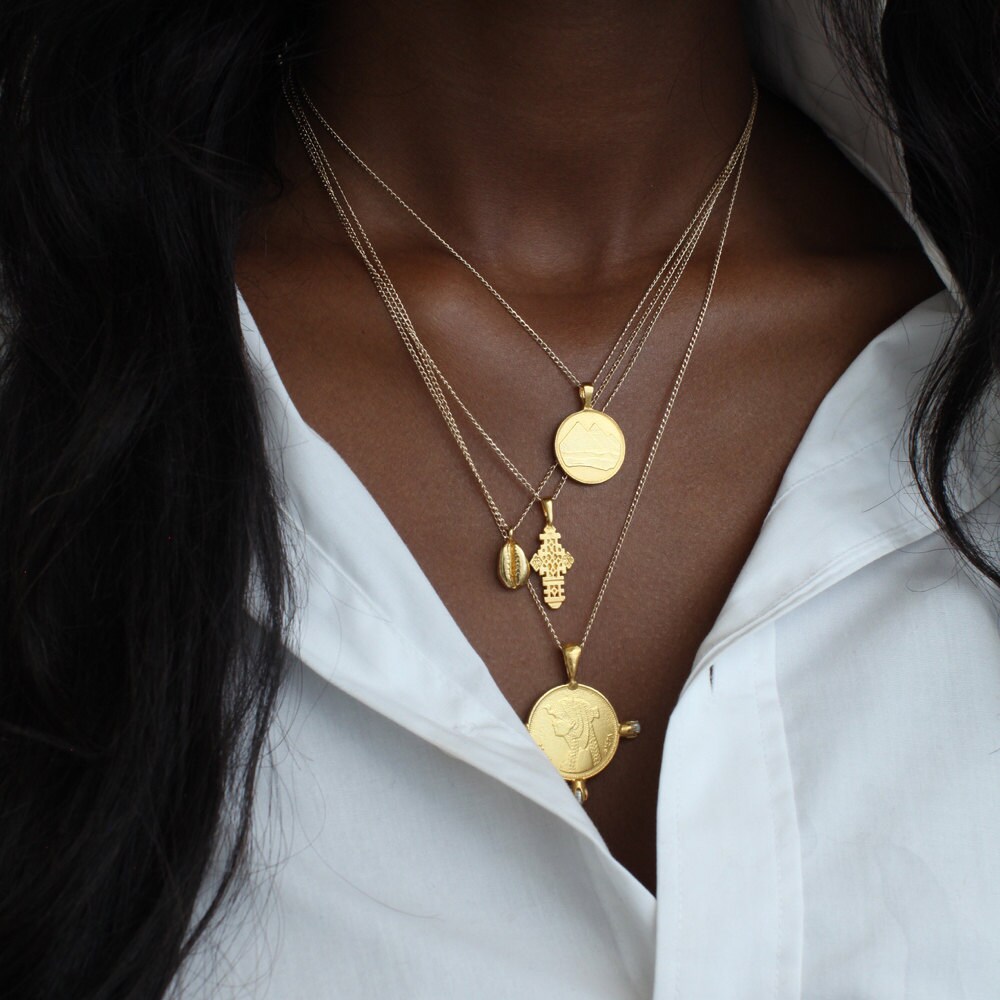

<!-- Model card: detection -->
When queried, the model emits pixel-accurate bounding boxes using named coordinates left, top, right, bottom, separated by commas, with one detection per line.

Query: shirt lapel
left=686, top=290, right=996, bottom=693
left=241, top=290, right=650, bottom=876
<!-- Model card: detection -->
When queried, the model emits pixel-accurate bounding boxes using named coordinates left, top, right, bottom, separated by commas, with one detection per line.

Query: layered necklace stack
left=285, top=72, right=758, bottom=802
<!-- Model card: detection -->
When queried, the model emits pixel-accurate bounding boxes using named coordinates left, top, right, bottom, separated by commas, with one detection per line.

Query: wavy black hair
left=1, top=1, right=998, bottom=998
left=823, top=0, right=1000, bottom=578
left=0, top=4, right=314, bottom=998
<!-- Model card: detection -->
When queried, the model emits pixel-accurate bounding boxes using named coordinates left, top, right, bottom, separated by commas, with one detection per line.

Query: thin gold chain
left=285, top=71, right=757, bottom=646
left=299, top=82, right=756, bottom=397
left=288, top=80, right=717, bottom=539
left=329, top=161, right=723, bottom=535
left=287, top=74, right=752, bottom=536
left=528, top=97, right=756, bottom=650
left=287, top=80, right=539, bottom=534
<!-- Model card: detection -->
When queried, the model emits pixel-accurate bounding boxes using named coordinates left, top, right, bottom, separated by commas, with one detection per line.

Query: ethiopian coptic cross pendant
left=529, top=498, right=574, bottom=609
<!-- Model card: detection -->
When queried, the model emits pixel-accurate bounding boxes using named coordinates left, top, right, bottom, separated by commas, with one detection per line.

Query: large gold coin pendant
left=554, top=383, right=626, bottom=485
left=527, top=683, right=622, bottom=782
left=526, top=644, right=640, bottom=802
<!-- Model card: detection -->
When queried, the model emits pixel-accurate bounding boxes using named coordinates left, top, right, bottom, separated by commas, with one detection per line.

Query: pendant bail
left=579, top=383, right=595, bottom=410
left=562, top=643, right=582, bottom=688
left=540, top=496, right=555, bottom=526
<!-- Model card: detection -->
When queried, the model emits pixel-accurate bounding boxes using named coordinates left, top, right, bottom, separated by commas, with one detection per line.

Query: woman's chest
left=219, top=280, right=1000, bottom=997
left=237, top=245, right=928, bottom=889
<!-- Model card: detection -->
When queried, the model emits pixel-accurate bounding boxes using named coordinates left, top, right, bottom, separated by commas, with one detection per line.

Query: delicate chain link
left=287, top=78, right=539, bottom=534
left=287, top=73, right=750, bottom=536
left=535, top=89, right=757, bottom=651
left=286, top=70, right=757, bottom=650
left=291, top=77, right=657, bottom=532
left=298, top=82, right=756, bottom=398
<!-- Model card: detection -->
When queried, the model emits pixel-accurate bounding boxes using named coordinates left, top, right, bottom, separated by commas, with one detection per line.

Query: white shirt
left=180, top=4, right=1000, bottom=998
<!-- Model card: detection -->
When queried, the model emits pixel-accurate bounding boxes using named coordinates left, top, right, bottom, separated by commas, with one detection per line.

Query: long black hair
left=0, top=4, right=312, bottom=998
left=823, top=0, right=1000, bottom=579
left=0, top=1, right=997, bottom=998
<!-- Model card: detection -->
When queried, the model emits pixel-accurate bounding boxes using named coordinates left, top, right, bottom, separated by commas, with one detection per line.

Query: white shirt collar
left=240, top=282, right=974, bottom=870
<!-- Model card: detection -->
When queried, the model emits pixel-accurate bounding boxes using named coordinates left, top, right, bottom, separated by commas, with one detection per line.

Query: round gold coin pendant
left=527, top=682, right=623, bottom=781
left=554, top=384, right=626, bottom=485
left=526, top=645, right=641, bottom=802
left=497, top=533, right=530, bottom=589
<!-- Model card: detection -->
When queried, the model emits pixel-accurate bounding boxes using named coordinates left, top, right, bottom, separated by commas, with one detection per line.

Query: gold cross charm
left=530, top=498, right=575, bottom=609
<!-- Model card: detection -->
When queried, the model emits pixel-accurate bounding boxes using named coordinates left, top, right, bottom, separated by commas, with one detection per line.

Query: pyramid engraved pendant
left=554, top=384, right=626, bottom=485
left=529, top=498, right=574, bottom=609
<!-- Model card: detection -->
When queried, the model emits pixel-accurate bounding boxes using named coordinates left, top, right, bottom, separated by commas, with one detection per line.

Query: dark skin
left=238, top=0, right=941, bottom=893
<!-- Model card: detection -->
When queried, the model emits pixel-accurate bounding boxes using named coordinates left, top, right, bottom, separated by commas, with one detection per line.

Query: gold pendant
left=554, top=384, right=626, bottom=485
left=497, top=532, right=530, bottom=589
left=526, top=644, right=640, bottom=803
left=529, top=498, right=574, bottom=609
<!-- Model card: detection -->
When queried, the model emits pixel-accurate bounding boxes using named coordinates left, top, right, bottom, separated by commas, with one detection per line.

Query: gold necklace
left=524, top=114, right=753, bottom=801
left=296, top=81, right=758, bottom=487
left=287, top=74, right=750, bottom=605
left=287, top=71, right=757, bottom=799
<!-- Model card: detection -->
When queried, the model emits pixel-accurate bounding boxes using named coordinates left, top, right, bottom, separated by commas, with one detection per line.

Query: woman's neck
left=304, top=0, right=754, bottom=281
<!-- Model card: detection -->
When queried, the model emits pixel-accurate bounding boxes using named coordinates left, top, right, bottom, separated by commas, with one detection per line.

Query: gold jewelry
left=296, top=83, right=757, bottom=485
left=529, top=498, right=575, bottom=609
left=285, top=70, right=757, bottom=799
left=553, top=383, right=627, bottom=486
left=286, top=74, right=749, bottom=601
left=497, top=531, right=531, bottom=590
left=523, top=92, right=755, bottom=801
left=288, top=95, right=568, bottom=587
left=526, top=643, right=641, bottom=804
left=287, top=79, right=688, bottom=590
